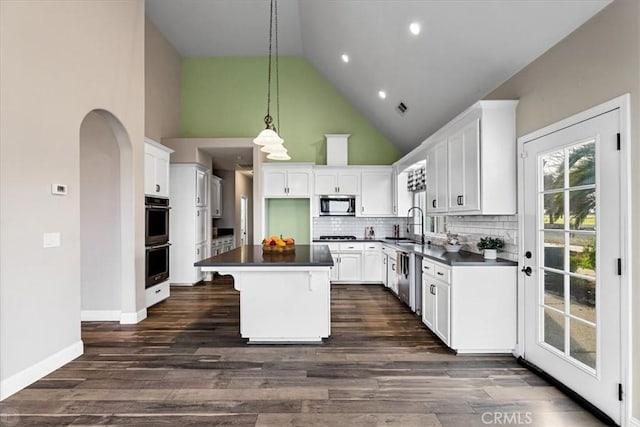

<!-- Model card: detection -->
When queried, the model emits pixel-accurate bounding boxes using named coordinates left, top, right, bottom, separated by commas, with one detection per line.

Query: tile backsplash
left=446, top=215, right=518, bottom=261
left=314, top=215, right=520, bottom=261
left=313, top=217, right=409, bottom=240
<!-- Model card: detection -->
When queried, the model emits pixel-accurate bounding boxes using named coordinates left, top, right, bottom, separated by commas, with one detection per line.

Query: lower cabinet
left=422, top=279, right=450, bottom=346
left=421, top=258, right=516, bottom=353
left=363, top=242, right=382, bottom=283
left=146, top=280, right=170, bottom=308
left=337, top=252, right=362, bottom=281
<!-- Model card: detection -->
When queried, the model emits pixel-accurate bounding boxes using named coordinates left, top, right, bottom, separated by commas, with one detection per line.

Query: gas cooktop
left=318, top=235, right=357, bottom=240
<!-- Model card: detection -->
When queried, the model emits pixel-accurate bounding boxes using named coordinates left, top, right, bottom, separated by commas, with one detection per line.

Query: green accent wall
left=266, top=199, right=310, bottom=244
left=181, top=57, right=400, bottom=165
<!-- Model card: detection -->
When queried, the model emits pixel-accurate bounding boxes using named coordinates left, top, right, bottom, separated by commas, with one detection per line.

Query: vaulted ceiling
left=146, top=0, right=611, bottom=154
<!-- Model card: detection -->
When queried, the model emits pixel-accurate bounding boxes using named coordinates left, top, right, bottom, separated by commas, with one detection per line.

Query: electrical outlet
left=43, top=232, right=61, bottom=248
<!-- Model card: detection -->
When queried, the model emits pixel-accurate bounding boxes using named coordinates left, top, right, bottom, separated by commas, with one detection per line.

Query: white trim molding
left=81, top=310, right=121, bottom=322
left=629, top=417, right=640, bottom=427
left=120, top=308, right=147, bottom=324
left=0, top=340, right=83, bottom=401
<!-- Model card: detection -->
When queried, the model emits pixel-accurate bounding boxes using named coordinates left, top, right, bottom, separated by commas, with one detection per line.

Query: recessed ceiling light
left=341, top=54, right=349, bottom=63
left=409, top=22, right=421, bottom=35
left=378, top=90, right=387, bottom=99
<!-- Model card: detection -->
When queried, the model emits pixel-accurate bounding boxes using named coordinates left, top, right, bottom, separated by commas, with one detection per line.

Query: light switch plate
left=43, top=232, right=61, bottom=248
left=51, top=184, right=67, bottom=195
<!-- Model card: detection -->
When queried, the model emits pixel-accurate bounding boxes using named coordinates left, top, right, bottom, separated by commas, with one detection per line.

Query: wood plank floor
left=0, top=279, right=605, bottom=426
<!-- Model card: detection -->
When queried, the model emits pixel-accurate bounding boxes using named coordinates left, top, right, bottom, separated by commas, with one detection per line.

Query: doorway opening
left=79, top=109, right=135, bottom=322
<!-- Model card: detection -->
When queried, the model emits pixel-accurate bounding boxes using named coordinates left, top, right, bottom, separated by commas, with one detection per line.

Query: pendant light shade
left=254, top=0, right=288, bottom=160
left=254, top=127, right=283, bottom=146
left=267, top=151, right=291, bottom=161
left=260, top=142, right=287, bottom=154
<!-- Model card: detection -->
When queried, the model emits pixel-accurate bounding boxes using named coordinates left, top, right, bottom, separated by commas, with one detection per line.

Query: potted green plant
left=477, top=237, right=504, bottom=260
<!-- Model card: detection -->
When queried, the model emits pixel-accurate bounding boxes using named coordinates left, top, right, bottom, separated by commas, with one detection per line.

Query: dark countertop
left=195, top=244, right=334, bottom=267
left=312, top=238, right=517, bottom=267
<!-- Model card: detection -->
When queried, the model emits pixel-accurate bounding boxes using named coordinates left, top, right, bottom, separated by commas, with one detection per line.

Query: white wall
left=486, top=0, right=639, bottom=421
left=0, top=0, right=145, bottom=399
left=80, top=112, right=122, bottom=317
left=217, top=170, right=236, bottom=229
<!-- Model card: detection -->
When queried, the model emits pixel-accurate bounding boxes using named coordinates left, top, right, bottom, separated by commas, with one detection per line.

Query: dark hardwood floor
left=0, top=279, right=604, bottom=426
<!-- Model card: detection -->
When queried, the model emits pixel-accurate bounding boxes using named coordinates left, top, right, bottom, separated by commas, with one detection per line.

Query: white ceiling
left=146, top=0, right=611, bottom=154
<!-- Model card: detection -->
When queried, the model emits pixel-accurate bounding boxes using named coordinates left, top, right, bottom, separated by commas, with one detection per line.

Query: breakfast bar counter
left=195, top=245, right=334, bottom=343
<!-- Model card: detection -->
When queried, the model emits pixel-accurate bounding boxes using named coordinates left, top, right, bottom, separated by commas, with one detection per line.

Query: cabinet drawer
left=146, top=281, right=170, bottom=308
left=364, top=242, right=380, bottom=251
left=422, top=260, right=436, bottom=277
left=339, top=242, right=364, bottom=251
left=434, top=264, right=451, bottom=283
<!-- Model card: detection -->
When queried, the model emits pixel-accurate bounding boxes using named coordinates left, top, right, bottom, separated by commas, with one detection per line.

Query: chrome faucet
left=406, top=206, right=425, bottom=245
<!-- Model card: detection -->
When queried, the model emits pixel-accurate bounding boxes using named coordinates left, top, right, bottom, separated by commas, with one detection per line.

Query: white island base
left=210, top=267, right=331, bottom=343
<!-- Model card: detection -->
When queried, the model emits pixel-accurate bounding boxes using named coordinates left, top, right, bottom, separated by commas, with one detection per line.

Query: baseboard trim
left=81, top=310, right=121, bottom=322
left=0, top=340, right=83, bottom=401
left=630, top=417, right=640, bottom=427
left=120, top=308, right=147, bottom=324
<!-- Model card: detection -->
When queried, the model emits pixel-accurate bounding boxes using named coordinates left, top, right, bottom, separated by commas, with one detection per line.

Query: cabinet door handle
left=338, top=186, right=340, bottom=193
left=361, top=206, right=364, bottom=213
left=197, top=211, right=200, bottom=217
left=393, top=206, right=397, bottom=213
left=432, top=199, right=436, bottom=208
left=196, top=248, right=200, bottom=255
left=155, top=289, right=161, bottom=294
left=437, top=272, right=444, bottom=276
left=155, top=184, right=160, bottom=192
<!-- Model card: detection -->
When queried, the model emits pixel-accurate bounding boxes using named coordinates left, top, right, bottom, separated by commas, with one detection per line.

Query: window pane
left=542, top=150, right=564, bottom=190
left=543, top=270, right=564, bottom=310
left=569, top=233, right=595, bottom=278
left=569, top=319, right=596, bottom=369
left=568, top=140, right=595, bottom=187
left=543, top=231, right=564, bottom=271
left=543, top=307, right=565, bottom=352
left=569, top=189, right=595, bottom=230
left=543, top=192, right=564, bottom=229
left=570, top=276, right=596, bottom=323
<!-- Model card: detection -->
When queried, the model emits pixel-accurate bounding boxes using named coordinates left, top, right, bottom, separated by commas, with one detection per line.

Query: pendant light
left=253, top=0, right=288, bottom=161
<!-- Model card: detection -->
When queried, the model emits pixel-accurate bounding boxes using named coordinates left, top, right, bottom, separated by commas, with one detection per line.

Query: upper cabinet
left=210, top=174, right=222, bottom=218
left=195, top=168, right=207, bottom=207
left=263, top=164, right=313, bottom=197
left=360, top=168, right=393, bottom=216
left=425, top=140, right=448, bottom=214
left=314, top=168, right=360, bottom=196
left=144, top=138, right=174, bottom=199
left=422, top=100, right=518, bottom=215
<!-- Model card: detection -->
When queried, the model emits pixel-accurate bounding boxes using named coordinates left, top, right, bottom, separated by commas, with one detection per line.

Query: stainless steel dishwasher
left=397, top=250, right=413, bottom=307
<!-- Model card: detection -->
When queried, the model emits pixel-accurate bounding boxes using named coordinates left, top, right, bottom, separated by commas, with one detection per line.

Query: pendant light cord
left=265, top=0, right=274, bottom=127
left=275, top=0, right=280, bottom=136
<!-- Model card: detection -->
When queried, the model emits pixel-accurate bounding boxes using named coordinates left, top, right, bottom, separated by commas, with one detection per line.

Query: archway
left=79, top=110, right=136, bottom=322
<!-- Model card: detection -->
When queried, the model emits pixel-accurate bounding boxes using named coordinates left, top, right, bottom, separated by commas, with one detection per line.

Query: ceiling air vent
left=396, top=101, right=408, bottom=115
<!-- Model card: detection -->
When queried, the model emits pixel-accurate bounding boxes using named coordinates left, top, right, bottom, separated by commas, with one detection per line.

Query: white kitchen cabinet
left=394, top=167, right=414, bottom=217
left=363, top=242, right=382, bottom=283
left=145, top=280, right=170, bottom=308
left=170, top=164, right=210, bottom=286
left=360, top=168, right=393, bottom=216
left=422, top=259, right=451, bottom=346
left=448, top=119, right=480, bottom=212
left=401, top=100, right=517, bottom=215
left=425, top=140, right=448, bottom=214
left=210, top=175, right=222, bottom=218
left=195, top=168, right=207, bottom=207
left=144, top=138, right=173, bottom=199
left=337, top=252, right=361, bottom=281
left=388, top=255, right=398, bottom=294
left=263, top=164, right=313, bottom=197
left=314, top=168, right=360, bottom=195
left=420, top=257, right=516, bottom=353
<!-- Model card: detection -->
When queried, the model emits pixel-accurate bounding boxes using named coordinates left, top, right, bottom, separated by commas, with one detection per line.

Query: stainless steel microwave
left=319, top=196, right=356, bottom=216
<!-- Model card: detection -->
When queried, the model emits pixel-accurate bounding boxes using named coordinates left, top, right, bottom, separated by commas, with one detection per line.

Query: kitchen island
left=195, top=245, right=334, bottom=343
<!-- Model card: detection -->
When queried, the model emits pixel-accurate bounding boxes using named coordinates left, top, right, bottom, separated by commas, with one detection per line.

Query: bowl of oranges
left=262, top=235, right=295, bottom=253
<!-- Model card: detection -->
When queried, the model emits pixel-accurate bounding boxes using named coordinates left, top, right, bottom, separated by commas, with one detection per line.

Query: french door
left=521, top=109, right=621, bottom=423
